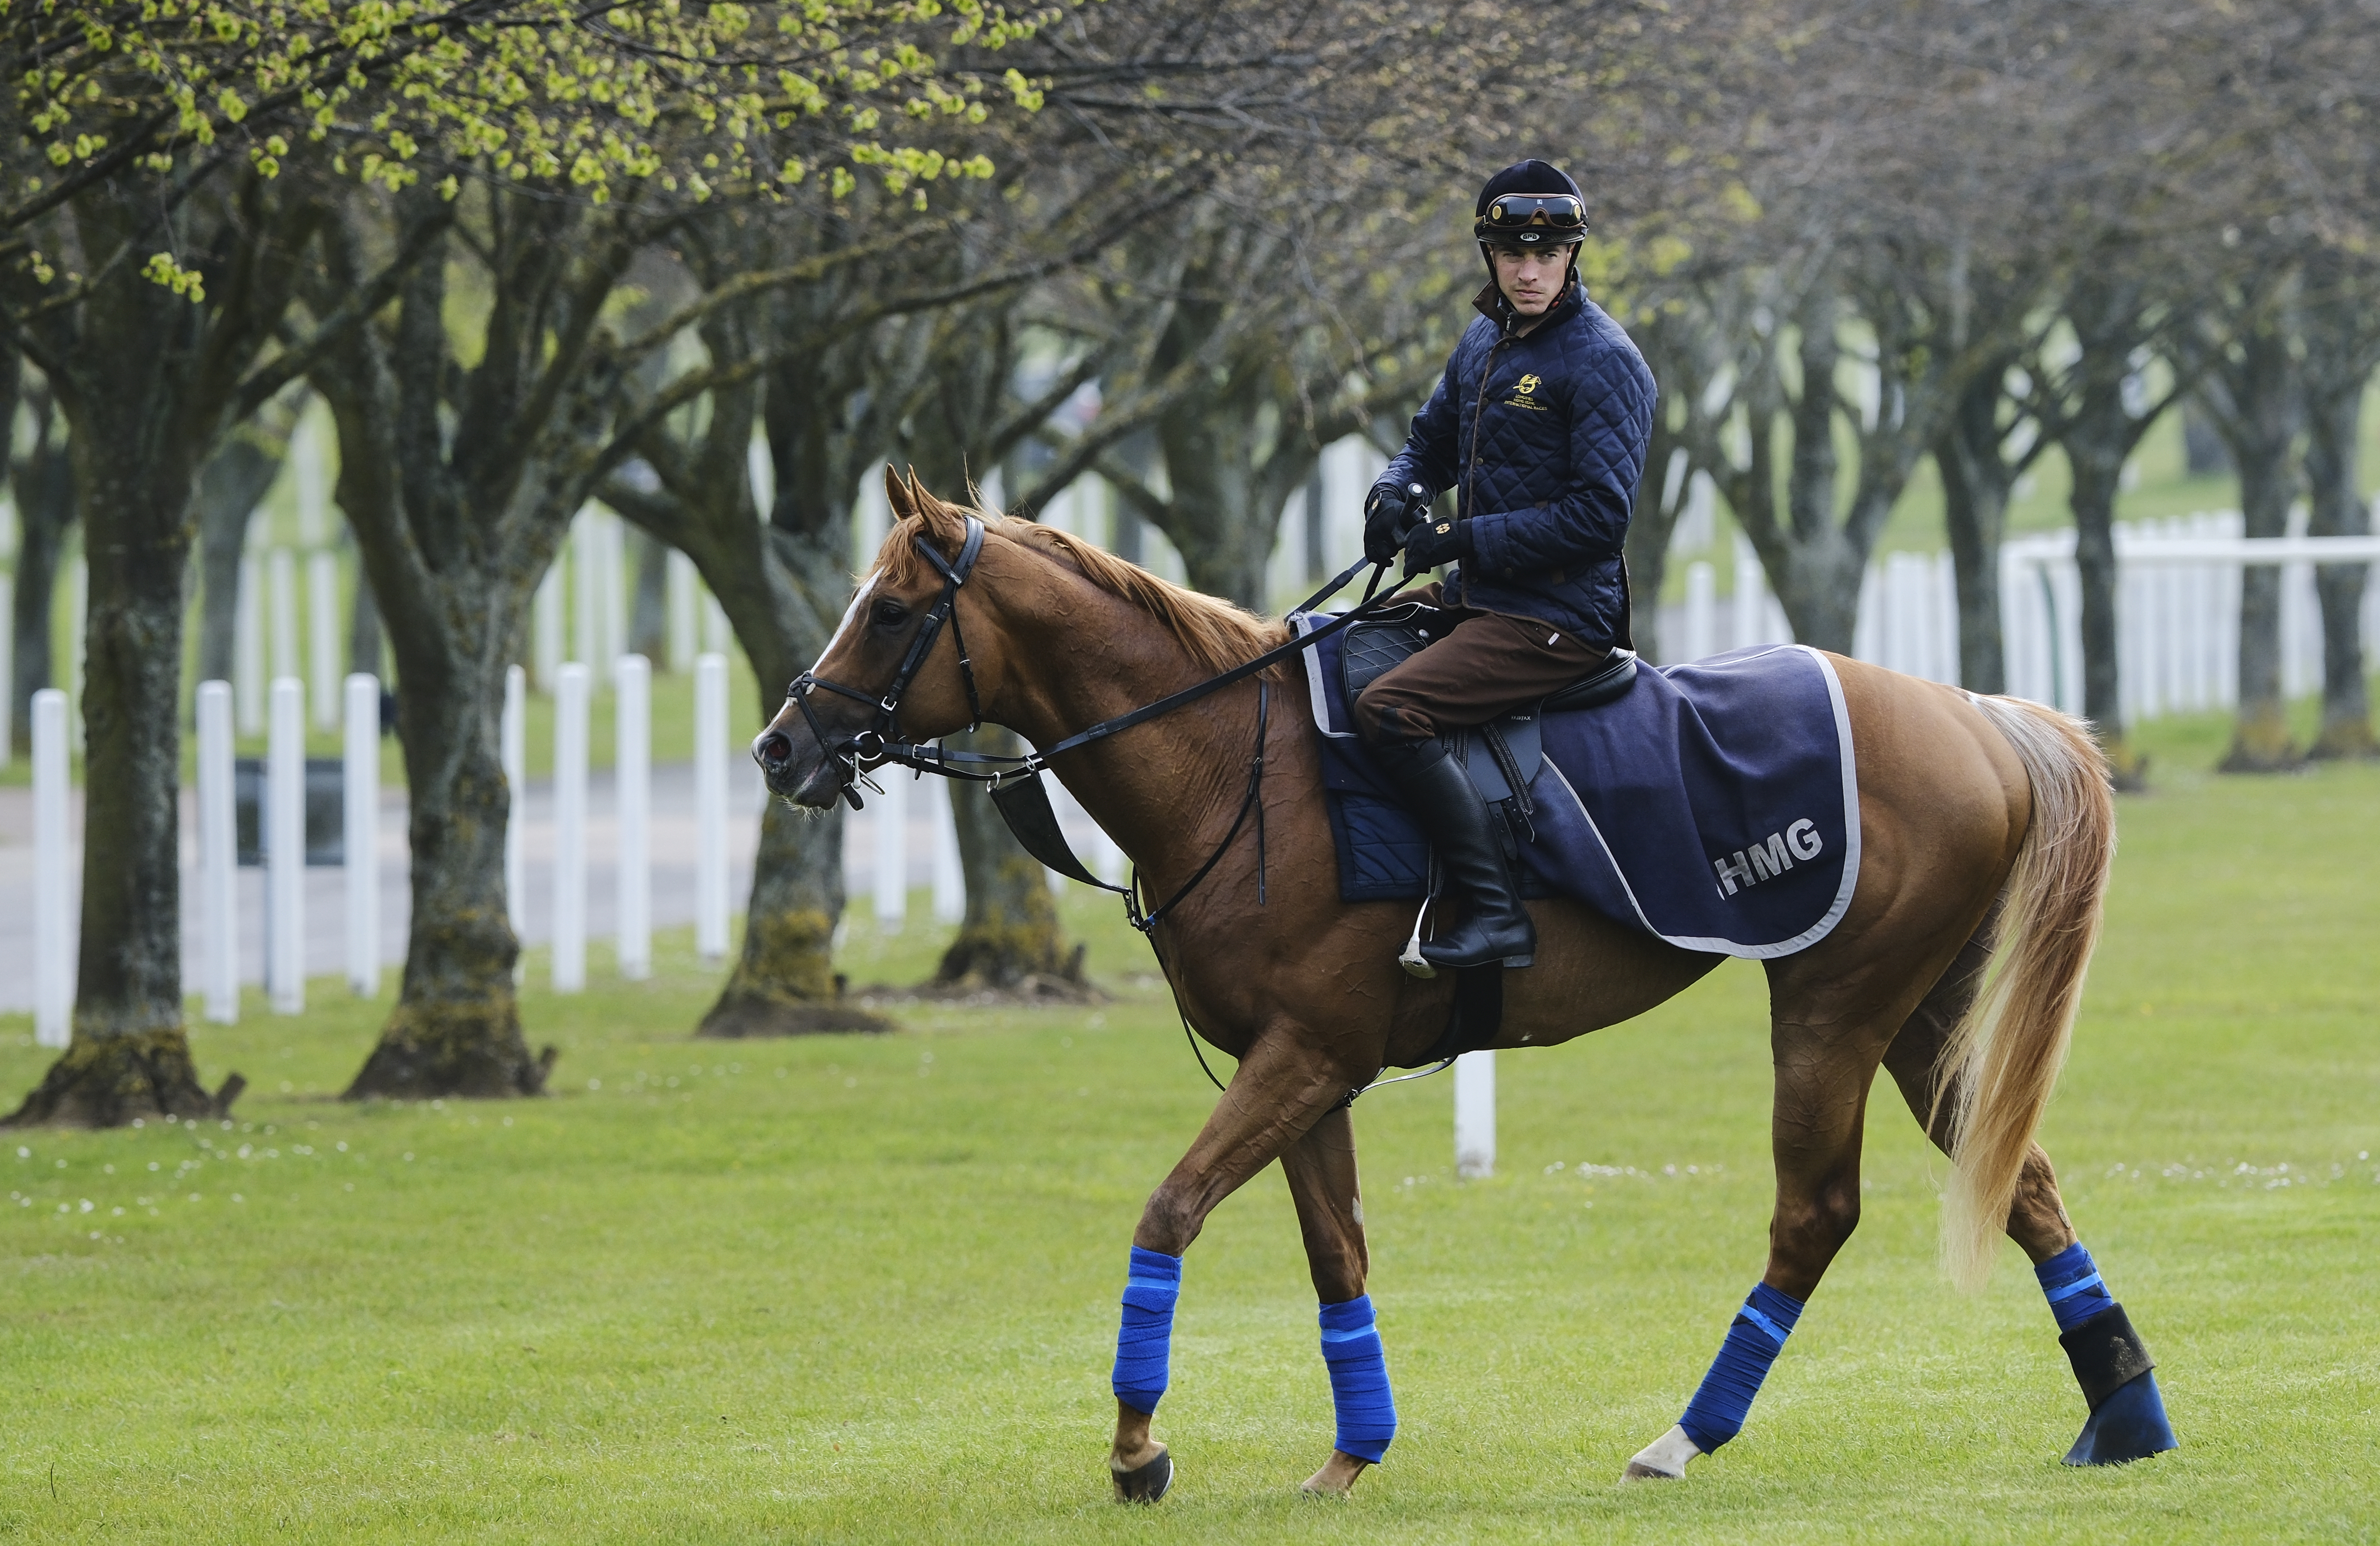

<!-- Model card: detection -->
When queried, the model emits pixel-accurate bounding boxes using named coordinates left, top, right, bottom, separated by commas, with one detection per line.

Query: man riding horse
left=1360, top=158, right=1656, bottom=974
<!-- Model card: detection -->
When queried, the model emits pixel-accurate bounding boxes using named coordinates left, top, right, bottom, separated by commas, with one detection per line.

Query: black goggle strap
left=1481, top=193, right=1585, bottom=231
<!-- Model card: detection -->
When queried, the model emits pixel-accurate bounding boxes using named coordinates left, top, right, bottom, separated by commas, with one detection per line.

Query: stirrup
left=1398, top=896, right=1436, bottom=979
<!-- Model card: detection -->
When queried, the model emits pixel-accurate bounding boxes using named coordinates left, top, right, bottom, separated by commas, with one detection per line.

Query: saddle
left=1340, top=603, right=1638, bottom=849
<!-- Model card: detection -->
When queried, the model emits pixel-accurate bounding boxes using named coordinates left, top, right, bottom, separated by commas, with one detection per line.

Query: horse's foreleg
left=1279, top=1104, right=1391, bottom=1497
left=1108, top=1030, right=1359, bottom=1503
left=1882, top=930, right=2178, bottom=1466
left=1625, top=1015, right=1892, bottom=1481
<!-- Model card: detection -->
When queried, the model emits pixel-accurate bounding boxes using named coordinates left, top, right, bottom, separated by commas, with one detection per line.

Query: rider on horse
left=1357, top=158, right=1657, bottom=973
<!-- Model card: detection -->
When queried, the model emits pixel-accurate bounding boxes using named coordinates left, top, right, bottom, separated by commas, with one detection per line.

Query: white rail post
left=268, top=676, right=306, bottom=1015
left=571, top=513, right=597, bottom=673
left=1732, top=537, right=1765, bottom=651
left=269, top=548, right=299, bottom=682
left=503, top=665, right=527, bottom=949
left=552, top=661, right=589, bottom=992
left=1454, top=1050, right=1496, bottom=1178
left=615, top=653, right=651, bottom=980
left=602, top=514, right=628, bottom=667
left=668, top=552, right=700, bottom=673
left=236, top=551, right=265, bottom=733
left=930, top=775, right=965, bottom=924
left=694, top=652, right=730, bottom=959
left=31, top=688, right=70, bottom=1048
left=873, top=766, right=908, bottom=932
left=343, top=673, right=380, bottom=997
left=197, top=680, right=239, bottom=1024
left=533, top=565, right=563, bottom=691
left=1684, top=560, right=1716, bottom=662
left=0, top=584, right=11, bottom=764
left=66, top=558, right=85, bottom=748
left=308, top=550, right=341, bottom=728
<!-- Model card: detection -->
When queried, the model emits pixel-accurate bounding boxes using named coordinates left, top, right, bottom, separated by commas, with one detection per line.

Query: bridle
left=781, top=511, right=1408, bottom=826
left=786, top=514, right=990, bottom=811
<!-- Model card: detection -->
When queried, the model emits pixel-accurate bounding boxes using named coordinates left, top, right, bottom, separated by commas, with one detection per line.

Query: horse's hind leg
left=1278, top=1104, right=1391, bottom=1497
left=1618, top=957, right=1933, bottom=1477
left=1879, top=929, right=2076, bottom=1264
left=1881, top=929, right=2179, bottom=1466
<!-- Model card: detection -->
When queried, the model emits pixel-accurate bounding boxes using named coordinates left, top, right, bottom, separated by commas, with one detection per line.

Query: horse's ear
left=883, top=464, right=918, bottom=526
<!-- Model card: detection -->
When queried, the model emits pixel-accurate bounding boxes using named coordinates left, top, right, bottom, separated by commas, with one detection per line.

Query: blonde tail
left=1937, top=696, right=2116, bottom=1291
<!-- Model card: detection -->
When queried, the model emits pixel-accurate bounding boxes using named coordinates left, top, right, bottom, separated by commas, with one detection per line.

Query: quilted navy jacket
left=1383, top=278, right=1656, bottom=648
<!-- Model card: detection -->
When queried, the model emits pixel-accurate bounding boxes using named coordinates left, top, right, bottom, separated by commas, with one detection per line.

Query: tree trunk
left=2205, top=324, right=2303, bottom=773
left=1621, top=398, right=1685, bottom=663
left=1764, top=293, right=1865, bottom=653
left=8, top=416, right=73, bottom=738
left=2046, top=277, right=2164, bottom=788
left=2069, top=452, right=2125, bottom=764
left=5, top=353, right=223, bottom=1125
left=195, top=432, right=284, bottom=685
left=347, top=557, right=383, bottom=680
left=1934, top=363, right=2015, bottom=694
left=2300, top=295, right=2374, bottom=760
left=604, top=272, right=890, bottom=1038
left=628, top=525, right=669, bottom=663
left=306, top=196, right=589, bottom=1099
left=343, top=582, right=548, bottom=1096
left=933, top=725, right=1083, bottom=990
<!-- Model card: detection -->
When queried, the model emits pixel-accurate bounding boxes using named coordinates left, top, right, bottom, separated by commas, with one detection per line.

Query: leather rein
left=783, top=513, right=1411, bottom=938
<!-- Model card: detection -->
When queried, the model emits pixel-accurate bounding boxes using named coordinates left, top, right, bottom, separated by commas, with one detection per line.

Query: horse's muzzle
left=751, top=726, right=845, bottom=810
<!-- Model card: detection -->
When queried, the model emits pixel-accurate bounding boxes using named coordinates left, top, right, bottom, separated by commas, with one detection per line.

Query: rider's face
left=1491, top=244, right=1574, bottom=318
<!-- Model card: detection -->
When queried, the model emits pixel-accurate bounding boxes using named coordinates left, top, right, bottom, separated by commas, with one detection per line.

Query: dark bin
left=234, top=758, right=346, bottom=866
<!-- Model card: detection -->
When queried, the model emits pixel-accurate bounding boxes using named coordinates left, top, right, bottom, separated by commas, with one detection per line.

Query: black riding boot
left=1371, top=736, right=1536, bottom=971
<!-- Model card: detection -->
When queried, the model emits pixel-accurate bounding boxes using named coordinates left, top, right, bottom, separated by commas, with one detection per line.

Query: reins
left=783, top=514, right=1431, bottom=1099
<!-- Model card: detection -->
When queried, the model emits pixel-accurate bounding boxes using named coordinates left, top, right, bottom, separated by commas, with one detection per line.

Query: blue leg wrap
left=2035, top=1242, right=2115, bottom=1333
left=1112, top=1245, right=1181, bottom=1416
left=1319, top=1294, right=1397, bottom=1463
left=1677, top=1282, right=1805, bottom=1454
left=2044, top=1244, right=2177, bottom=1465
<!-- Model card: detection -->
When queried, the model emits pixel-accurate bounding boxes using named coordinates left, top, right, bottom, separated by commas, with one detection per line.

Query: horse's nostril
left=757, top=733, right=792, bottom=768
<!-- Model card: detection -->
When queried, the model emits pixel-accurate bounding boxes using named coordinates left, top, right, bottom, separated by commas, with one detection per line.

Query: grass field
left=0, top=712, right=2375, bottom=1542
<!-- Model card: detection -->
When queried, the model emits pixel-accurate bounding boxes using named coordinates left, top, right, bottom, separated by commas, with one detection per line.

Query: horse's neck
left=987, top=570, right=1266, bottom=887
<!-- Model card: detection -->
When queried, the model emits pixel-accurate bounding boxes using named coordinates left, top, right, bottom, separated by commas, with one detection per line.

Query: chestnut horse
left=756, top=473, right=2125, bottom=1498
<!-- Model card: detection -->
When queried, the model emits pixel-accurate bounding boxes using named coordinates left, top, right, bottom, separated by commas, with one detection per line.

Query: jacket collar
left=1472, top=276, right=1586, bottom=338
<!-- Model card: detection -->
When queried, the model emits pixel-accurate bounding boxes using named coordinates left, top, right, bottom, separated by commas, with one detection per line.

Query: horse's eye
left=871, top=599, right=909, bottom=628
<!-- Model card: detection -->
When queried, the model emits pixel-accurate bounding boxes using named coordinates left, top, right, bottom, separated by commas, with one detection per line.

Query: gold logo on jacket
left=1505, top=373, right=1547, bottom=411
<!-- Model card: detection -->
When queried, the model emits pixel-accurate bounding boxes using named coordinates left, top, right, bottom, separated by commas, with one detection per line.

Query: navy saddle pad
left=1293, top=613, right=1862, bottom=958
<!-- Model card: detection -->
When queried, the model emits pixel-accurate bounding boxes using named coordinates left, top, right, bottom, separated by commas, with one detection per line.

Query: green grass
left=0, top=722, right=2375, bottom=1542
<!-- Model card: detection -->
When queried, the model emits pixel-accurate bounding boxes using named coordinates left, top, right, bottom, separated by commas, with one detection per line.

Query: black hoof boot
left=1112, top=1446, right=1173, bottom=1502
left=1372, top=737, right=1535, bottom=970
left=2059, top=1305, right=2178, bottom=1465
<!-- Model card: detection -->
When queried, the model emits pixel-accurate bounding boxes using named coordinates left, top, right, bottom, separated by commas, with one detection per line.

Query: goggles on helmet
left=1474, top=193, right=1587, bottom=245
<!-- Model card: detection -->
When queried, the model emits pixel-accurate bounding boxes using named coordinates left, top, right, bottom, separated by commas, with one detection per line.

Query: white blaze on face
left=812, top=575, right=878, bottom=675
left=757, top=574, right=879, bottom=765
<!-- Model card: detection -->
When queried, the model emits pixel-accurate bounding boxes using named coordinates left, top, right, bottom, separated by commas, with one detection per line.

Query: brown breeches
left=1352, top=583, right=1609, bottom=744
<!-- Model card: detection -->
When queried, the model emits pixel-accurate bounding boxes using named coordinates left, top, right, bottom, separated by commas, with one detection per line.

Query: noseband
left=786, top=515, right=988, bottom=810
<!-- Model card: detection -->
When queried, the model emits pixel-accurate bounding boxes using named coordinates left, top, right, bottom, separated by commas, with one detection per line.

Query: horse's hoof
left=2062, top=1370, right=2179, bottom=1466
left=1112, top=1446, right=1172, bottom=1503
left=1300, top=1450, right=1369, bottom=1496
left=1621, top=1424, right=1701, bottom=1481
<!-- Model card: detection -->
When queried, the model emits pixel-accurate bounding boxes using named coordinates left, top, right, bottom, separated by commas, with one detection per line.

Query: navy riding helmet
left=1474, top=158, right=1588, bottom=283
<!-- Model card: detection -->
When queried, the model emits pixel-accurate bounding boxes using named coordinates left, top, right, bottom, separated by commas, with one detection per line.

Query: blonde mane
left=866, top=483, right=1288, bottom=676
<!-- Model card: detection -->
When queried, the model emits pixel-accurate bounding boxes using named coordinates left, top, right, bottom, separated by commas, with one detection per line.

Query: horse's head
left=753, top=468, right=992, bottom=809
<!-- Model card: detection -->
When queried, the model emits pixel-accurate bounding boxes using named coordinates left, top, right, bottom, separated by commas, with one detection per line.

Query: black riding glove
left=1401, top=512, right=1471, bottom=576
left=1364, top=481, right=1422, bottom=565
left=1363, top=483, right=1405, bottom=565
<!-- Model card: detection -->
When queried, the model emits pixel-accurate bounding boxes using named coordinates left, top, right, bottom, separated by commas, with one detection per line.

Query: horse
left=754, top=470, right=2168, bottom=1501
